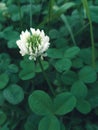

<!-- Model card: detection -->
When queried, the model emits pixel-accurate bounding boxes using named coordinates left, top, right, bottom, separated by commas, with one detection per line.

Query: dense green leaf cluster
left=0, top=0, right=98, bottom=130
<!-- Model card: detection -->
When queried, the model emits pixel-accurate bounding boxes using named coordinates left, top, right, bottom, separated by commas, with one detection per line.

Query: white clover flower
left=16, top=28, right=50, bottom=60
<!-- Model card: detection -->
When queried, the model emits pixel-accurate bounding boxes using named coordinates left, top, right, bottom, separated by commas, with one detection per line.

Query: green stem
left=67, top=23, right=89, bottom=43
left=74, top=23, right=89, bottom=37
left=82, top=0, right=96, bottom=68
left=61, top=14, right=77, bottom=46
left=48, top=0, right=55, bottom=23
left=37, top=58, right=55, bottom=96
left=18, top=0, right=22, bottom=29
left=30, top=0, right=32, bottom=27
left=89, top=20, right=96, bottom=68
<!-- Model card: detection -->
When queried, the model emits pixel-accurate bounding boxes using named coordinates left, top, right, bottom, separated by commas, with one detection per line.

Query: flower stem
left=37, top=58, right=55, bottom=96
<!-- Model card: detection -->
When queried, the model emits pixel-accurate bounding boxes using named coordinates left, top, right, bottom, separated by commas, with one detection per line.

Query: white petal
left=30, top=28, right=36, bottom=34
left=16, top=28, right=50, bottom=60
left=40, top=30, right=45, bottom=38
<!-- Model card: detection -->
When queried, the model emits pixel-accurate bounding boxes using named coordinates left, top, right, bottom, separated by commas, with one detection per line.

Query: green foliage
left=0, top=0, right=98, bottom=129
left=54, top=59, right=72, bottom=72
left=86, top=123, right=98, bottom=130
left=28, top=90, right=53, bottom=115
left=24, top=114, right=41, bottom=130
left=38, top=115, right=60, bottom=130
left=0, top=123, right=9, bottom=130
left=64, top=46, right=80, bottom=59
left=76, top=100, right=91, bottom=114
left=0, top=73, right=9, bottom=89
left=53, top=92, right=76, bottom=115
left=71, top=81, right=88, bottom=99
left=0, top=92, right=5, bottom=106
left=61, top=70, right=78, bottom=85
left=47, top=48, right=63, bottom=59
left=0, top=110, right=7, bottom=125
left=28, top=90, right=76, bottom=117
left=3, top=84, right=24, bottom=104
left=90, top=5, right=98, bottom=23
left=87, top=82, right=98, bottom=108
left=35, top=61, right=49, bottom=73
left=19, top=58, right=35, bottom=80
left=0, top=26, right=19, bottom=48
left=79, top=66, right=97, bottom=83
left=53, top=2, right=75, bottom=17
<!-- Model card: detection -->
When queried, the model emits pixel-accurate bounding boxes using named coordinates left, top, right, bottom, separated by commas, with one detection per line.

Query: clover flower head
left=16, top=28, right=50, bottom=60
